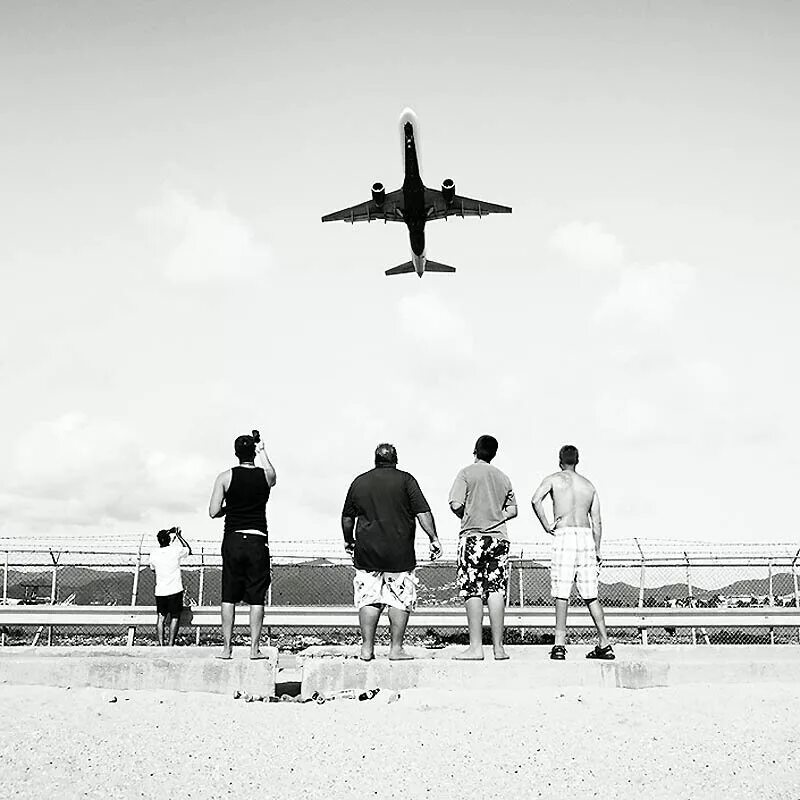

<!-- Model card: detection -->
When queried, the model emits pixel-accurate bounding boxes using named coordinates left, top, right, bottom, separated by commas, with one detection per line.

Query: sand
left=2, top=682, right=799, bottom=799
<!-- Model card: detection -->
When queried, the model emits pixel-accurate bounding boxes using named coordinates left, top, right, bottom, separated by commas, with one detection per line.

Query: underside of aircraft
left=321, top=109, right=512, bottom=277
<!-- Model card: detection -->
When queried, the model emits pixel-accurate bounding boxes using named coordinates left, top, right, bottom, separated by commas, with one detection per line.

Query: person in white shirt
left=148, top=527, right=192, bottom=646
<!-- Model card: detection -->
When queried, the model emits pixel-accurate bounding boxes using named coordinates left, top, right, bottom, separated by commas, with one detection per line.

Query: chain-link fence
left=2, top=539, right=799, bottom=649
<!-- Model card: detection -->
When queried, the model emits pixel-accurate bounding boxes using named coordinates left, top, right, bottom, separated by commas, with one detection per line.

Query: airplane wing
left=321, top=189, right=404, bottom=223
left=424, top=187, right=511, bottom=220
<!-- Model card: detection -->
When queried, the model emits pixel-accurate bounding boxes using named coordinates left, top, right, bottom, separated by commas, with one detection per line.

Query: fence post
left=47, top=549, right=60, bottom=647
left=684, top=552, right=697, bottom=645
left=195, top=547, right=205, bottom=646
left=518, top=551, right=525, bottom=609
left=768, top=559, right=775, bottom=645
left=635, top=538, right=648, bottom=645
left=1, top=551, right=7, bottom=646
left=792, top=549, right=800, bottom=645
left=127, top=539, right=143, bottom=647
left=266, top=572, right=273, bottom=647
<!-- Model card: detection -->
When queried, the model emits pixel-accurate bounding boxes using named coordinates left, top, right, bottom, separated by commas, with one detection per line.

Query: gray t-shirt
left=448, top=461, right=516, bottom=541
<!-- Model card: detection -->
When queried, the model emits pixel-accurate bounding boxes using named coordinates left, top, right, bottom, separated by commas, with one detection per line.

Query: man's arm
left=174, top=527, right=192, bottom=556
left=448, top=472, right=467, bottom=520
left=531, top=476, right=555, bottom=535
left=256, top=441, right=277, bottom=487
left=589, top=490, right=602, bottom=555
left=416, top=511, right=442, bottom=560
left=341, top=515, right=355, bottom=559
left=208, top=472, right=229, bottom=519
left=503, top=487, right=518, bottom=521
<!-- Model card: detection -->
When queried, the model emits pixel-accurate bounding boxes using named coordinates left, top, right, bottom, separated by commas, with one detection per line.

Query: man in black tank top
left=208, top=433, right=277, bottom=660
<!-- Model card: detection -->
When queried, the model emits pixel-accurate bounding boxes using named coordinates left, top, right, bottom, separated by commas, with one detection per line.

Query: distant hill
left=4, top=563, right=795, bottom=608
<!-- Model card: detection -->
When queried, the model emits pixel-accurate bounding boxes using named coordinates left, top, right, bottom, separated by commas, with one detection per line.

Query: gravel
left=2, top=682, right=799, bottom=799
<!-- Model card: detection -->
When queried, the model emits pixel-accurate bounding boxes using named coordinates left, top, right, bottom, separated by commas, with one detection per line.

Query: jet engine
left=441, top=178, right=455, bottom=205
left=371, top=182, right=385, bottom=206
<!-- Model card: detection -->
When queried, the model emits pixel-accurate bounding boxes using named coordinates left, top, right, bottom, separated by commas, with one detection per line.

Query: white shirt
left=149, top=540, right=190, bottom=596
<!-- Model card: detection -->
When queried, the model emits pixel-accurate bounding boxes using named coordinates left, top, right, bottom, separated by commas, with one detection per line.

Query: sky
left=0, top=1, right=798, bottom=553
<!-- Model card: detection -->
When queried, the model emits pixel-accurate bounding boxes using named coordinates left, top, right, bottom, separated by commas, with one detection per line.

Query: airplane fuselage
left=400, top=114, right=428, bottom=275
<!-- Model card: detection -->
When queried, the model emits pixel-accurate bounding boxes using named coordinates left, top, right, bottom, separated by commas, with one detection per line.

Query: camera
left=252, top=429, right=261, bottom=444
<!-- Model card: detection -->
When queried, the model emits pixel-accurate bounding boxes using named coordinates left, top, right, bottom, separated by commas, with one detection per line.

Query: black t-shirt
left=342, top=465, right=430, bottom=572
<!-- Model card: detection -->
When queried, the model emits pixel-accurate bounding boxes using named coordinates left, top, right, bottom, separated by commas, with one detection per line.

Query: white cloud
left=596, top=261, right=695, bottom=324
left=549, top=221, right=625, bottom=268
left=397, top=291, right=473, bottom=357
left=141, top=186, right=272, bottom=282
left=1, top=413, right=213, bottom=528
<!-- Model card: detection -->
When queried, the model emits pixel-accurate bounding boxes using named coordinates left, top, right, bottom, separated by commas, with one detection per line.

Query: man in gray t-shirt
left=448, top=435, right=517, bottom=660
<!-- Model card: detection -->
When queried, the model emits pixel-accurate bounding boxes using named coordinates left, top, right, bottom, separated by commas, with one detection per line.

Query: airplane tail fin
left=385, top=262, right=416, bottom=276
left=424, top=261, right=456, bottom=274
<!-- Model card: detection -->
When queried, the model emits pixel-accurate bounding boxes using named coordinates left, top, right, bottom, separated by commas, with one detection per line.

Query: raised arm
left=589, top=490, right=602, bottom=554
left=208, top=471, right=229, bottom=519
left=175, top=527, right=192, bottom=556
left=531, top=476, right=555, bottom=535
left=256, top=441, right=277, bottom=487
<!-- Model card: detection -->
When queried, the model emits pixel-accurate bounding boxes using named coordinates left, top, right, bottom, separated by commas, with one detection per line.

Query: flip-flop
left=585, top=644, right=615, bottom=660
left=249, top=653, right=269, bottom=661
left=549, top=645, right=566, bottom=660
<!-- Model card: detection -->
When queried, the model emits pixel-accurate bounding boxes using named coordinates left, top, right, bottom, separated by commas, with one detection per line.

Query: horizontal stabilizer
left=385, top=262, right=416, bottom=276
left=424, top=261, right=456, bottom=273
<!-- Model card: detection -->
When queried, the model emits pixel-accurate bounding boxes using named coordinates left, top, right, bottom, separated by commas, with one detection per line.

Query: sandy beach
left=3, top=681, right=799, bottom=799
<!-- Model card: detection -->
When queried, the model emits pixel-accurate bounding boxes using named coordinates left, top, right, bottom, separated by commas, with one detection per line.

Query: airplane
left=321, top=108, right=512, bottom=277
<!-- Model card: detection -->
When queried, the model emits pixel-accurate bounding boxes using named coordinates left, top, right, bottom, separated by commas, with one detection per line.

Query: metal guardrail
left=3, top=604, right=800, bottom=631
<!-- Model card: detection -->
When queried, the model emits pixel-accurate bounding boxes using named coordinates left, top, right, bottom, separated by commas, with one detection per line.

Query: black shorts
left=155, top=590, right=184, bottom=616
left=221, top=533, right=271, bottom=605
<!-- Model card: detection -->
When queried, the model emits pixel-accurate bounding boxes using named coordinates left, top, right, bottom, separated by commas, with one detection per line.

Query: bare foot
left=493, top=648, right=510, bottom=661
left=388, top=649, right=415, bottom=661
left=452, top=648, right=484, bottom=661
left=216, top=650, right=233, bottom=661
left=250, top=651, right=269, bottom=661
left=359, top=646, right=374, bottom=662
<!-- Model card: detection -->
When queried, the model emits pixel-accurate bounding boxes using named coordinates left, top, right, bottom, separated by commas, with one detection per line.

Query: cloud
left=141, top=186, right=272, bottom=283
left=397, top=291, right=473, bottom=357
left=596, top=260, right=696, bottom=324
left=0, top=413, right=213, bottom=528
left=548, top=221, right=625, bottom=268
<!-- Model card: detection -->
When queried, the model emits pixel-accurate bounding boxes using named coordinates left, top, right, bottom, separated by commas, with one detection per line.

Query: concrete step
left=297, top=644, right=800, bottom=696
left=0, top=646, right=278, bottom=696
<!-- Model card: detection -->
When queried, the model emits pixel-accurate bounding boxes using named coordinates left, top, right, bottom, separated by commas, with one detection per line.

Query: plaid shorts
left=550, top=527, right=599, bottom=599
left=457, top=536, right=510, bottom=600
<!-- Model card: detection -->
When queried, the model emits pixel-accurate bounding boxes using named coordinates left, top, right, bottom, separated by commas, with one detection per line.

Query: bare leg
left=218, top=602, right=235, bottom=659
left=387, top=606, right=413, bottom=660
left=487, top=592, right=508, bottom=659
left=452, top=596, right=485, bottom=660
left=358, top=604, right=382, bottom=660
left=249, top=604, right=266, bottom=658
left=554, top=598, right=569, bottom=646
left=585, top=598, right=610, bottom=647
left=168, top=614, right=180, bottom=646
left=156, top=614, right=166, bottom=646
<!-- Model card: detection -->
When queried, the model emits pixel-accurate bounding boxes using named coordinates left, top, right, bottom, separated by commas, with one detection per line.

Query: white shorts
left=550, top=527, right=599, bottom=600
left=353, top=570, right=418, bottom=612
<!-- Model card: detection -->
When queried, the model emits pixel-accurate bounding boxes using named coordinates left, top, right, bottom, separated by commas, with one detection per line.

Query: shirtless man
left=531, top=445, right=614, bottom=661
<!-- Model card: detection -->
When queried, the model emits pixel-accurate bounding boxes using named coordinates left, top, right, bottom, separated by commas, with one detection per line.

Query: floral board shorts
left=550, top=527, right=599, bottom=600
left=353, top=570, right=419, bottom=612
left=457, top=536, right=510, bottom=600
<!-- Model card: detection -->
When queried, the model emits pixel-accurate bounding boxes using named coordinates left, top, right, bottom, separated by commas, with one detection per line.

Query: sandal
left=549, top=644, right=566, bottom=660
left=586, top=644, right=615, bottom=660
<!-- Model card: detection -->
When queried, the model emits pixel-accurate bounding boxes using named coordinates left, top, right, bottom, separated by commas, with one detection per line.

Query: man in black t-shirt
left=342, top=443, right=441, bottom=661
left=208, top=432, right=277, bottom=660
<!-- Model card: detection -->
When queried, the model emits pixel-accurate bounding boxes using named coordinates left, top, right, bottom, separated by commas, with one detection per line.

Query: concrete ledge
left=297, top=644, right=800, bottom=695
left=0, top=647, right=277, bottom=696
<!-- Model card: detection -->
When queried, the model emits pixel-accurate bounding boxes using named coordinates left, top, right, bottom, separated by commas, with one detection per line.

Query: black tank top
left=224, top=466, right=270, bottom=535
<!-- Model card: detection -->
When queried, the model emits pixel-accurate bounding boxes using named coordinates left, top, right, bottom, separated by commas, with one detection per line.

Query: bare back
left=550, top=470, right=596, bottom=529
